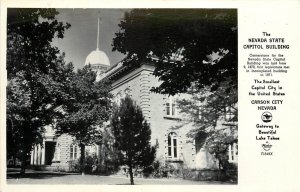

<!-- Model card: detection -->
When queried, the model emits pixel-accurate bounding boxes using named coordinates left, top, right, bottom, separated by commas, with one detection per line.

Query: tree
left=112, top=9, right=238, bottom=170
left=98, top=125, right=122, bottom=174
left=111, top=96, right=156, bottom=185
left=112, top=9, right=237, bottom=95
left=6, top=8, right=72, bottom=174
left=55, top=66, right=112, bottom=175
left=177, top=79, right=237, bottom=169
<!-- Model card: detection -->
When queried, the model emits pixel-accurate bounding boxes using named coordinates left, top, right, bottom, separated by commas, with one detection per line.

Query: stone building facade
left=105, top=61, right=222, bottom=169
left=29, top=51, right=237, bottom=171
left=29, top=19, right=237, bottom=170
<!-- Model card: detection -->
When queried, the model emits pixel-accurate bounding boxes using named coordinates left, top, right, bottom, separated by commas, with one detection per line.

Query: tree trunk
left=128, top=163, right=134, bottom=185
left=20, top=153, right=26, bottom=175
left=20, top=162, right=26, bottom=175
left=80, top=143, right=85, bottom=175
left=13, top=156, right=17, bottom=167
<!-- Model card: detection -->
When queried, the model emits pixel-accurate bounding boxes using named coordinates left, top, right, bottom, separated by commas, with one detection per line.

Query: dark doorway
left=45, top=141, right=56, bottom=165
left=195, top=131, right=208, bottom=153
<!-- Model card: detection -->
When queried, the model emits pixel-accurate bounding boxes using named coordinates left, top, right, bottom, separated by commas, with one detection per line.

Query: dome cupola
left=84, top=14, right=110, bottom=67
left=85, top=48, right=110, bottom=66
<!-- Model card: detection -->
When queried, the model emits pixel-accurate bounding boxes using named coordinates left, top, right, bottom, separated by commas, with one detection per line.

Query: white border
left=1, top=0, right=300, bottom=192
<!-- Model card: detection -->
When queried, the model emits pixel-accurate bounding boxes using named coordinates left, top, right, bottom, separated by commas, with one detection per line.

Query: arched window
left=225, top=106, right=235, bottom=121
left=166, top=96, right=177, bottom=116
left=70, top=144, right=79, bottom=160
left=115, top=92, right=122, bottom=106
left=168, top=132, right=178, bottom=159
left=228, top=142, right=238, bottom=163
left=53, top=143, right=61, bottom=162
left=124, top=88, right=131, bottom=97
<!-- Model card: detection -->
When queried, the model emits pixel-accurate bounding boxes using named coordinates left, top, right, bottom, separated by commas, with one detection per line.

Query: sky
left=52, top=9, right=129, bottom=70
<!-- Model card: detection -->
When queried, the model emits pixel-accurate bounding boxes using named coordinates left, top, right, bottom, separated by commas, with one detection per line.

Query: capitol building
left=29, top=18, right=238, bottom=173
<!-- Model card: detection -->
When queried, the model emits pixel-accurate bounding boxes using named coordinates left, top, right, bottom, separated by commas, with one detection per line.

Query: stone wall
left=109, top=63, right=218, bottom=169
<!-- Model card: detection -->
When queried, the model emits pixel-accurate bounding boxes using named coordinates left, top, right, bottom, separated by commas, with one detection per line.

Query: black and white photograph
left=5, top=8, right=238, bottom=185
left=2, top=0, right=300, bottom=192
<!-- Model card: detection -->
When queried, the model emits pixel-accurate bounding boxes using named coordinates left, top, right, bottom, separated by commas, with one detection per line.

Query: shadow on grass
left=7, top=171, right=80, bottom=180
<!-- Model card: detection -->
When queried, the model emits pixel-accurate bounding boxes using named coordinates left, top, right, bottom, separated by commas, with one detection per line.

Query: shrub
left=68, top=159, right=81, bottom=172
left=83, top=155, right=97, bottom=174
left=224, top=163, right=238, bottom=182
left=148, top=160, right=184, bottom=178
left=142, top=166, right=154, bottom=178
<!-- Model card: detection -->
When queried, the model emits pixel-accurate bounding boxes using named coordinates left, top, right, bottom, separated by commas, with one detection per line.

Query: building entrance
left=44, top=141, right=56, bottom=165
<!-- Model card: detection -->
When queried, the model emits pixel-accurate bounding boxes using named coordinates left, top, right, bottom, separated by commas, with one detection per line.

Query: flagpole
left=97, top=15, right=100, bottom=50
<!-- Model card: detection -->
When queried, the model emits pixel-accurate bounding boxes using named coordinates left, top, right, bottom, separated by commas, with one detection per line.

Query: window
left=53, top=144, right=61, bottom=162
left=228, top=142, right=238, bottom=163
left=115, top=92, right=122, bottom=106
left=70, top=144, right=79, bottom=160
left=225, top=106, right=235, bottom=121
left=168, top=132, right=178, bottom=159
left=124, top=88, right=131, bottom=97
left=166, top=96, right=177, bottom=116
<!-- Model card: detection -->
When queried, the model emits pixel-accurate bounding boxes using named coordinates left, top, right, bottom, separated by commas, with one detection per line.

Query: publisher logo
left=262, top=141, right=272, bottom=151
left=261, top=111, right=272, bottom=123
